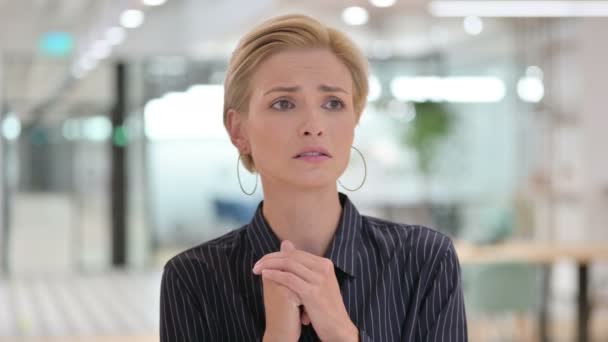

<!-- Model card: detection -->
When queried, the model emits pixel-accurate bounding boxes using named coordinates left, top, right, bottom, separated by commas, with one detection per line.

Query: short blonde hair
left=224, top=14, right=369, bottom=172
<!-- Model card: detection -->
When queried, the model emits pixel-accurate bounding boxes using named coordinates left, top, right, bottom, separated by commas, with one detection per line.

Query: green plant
left=402, top=101, right=454, bottom=175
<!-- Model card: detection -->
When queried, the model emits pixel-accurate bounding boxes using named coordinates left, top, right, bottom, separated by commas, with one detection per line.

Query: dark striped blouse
left=160, top=192, right=468, bottom=341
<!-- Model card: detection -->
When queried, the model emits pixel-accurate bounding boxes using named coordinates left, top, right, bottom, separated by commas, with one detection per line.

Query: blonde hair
left=223, top=14, right=369, bottom=172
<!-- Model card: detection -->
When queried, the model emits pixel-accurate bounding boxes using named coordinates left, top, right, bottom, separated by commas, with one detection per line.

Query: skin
left=225, top=48, right=360, bottom=341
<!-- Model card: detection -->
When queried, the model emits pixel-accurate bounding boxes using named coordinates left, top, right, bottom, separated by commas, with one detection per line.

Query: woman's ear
left=226, top=109, right=249, bottom=154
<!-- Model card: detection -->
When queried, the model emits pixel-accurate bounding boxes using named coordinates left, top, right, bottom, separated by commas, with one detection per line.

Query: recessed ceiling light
left=463, top=16, right=483, bottom=35
left=106, top=27, right=126, bottom=45
left=342, top=6, right=369, bottom=26
left=120, top=9, right=144, bottom=29
left=91, top=40, right=111, bottom=59
left=142, top=0, right=167, bottom=6
left=370, top=0, right=397, bottom=8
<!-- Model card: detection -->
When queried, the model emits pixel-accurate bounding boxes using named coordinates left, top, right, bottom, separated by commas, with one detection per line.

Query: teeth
left=299, top=152, right=323, bottom=157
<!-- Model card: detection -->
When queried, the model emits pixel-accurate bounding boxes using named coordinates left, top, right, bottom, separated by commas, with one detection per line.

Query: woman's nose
left=303, top=129, right=323, bottom=137
left=301, top=122, right=324, bottom=137
left=300, top=111, right=324, bottom=137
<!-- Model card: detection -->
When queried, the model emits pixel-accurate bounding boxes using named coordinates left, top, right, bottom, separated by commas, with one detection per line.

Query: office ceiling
left=0, top=0, right=500, bottom=122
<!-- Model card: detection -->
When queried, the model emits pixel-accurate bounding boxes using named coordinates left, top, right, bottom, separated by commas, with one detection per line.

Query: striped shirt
left=160, top=192, right=468, bottom=341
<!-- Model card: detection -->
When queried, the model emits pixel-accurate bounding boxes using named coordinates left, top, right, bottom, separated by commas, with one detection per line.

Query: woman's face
left=237, top=48, right=357, bottom=191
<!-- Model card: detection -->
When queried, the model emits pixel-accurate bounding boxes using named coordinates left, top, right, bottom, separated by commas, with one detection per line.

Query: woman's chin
left=261, top=167, right=340, bottom=190
left=290, top=176, right=338, bottom=190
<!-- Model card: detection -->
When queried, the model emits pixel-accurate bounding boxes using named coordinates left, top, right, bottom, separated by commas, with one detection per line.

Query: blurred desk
left=455, top=240, right=608, bottom=342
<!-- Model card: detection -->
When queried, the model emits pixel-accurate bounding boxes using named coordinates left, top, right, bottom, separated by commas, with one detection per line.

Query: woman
left=160, top=14, right=467, bottom=342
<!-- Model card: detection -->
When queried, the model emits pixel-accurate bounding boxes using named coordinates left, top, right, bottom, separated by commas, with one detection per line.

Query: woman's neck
left=261, top=186, right=342, bottom=257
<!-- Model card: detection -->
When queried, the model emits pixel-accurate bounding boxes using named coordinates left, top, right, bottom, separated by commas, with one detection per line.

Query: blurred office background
left=1, top=0, right=608, bottom=341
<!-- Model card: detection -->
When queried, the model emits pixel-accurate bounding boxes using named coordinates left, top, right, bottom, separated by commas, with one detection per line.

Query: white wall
left=580, top=19, right=608, bottom=241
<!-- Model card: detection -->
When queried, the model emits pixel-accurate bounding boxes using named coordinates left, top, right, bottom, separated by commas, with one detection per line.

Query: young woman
left=160, top=14, right=467, bottom=342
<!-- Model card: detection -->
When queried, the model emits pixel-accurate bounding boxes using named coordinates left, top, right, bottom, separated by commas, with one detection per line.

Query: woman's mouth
left=294, top=151, right=331, bottom=162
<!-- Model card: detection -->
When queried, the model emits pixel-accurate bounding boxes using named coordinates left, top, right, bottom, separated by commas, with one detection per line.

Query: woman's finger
left=254, top=258, right=318, bottom=283
left=255, top=249, right=328, bottom=273
left=261, top=269, right=308, bottom=297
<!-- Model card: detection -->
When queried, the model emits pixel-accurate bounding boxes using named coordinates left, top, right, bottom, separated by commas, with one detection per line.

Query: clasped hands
left=253, top=240, right=358, bottom=342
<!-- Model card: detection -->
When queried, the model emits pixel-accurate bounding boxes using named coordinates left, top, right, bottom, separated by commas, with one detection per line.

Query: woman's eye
left=271, top=99, right=294, bottom=111
left=323, top=99, right=345, bottom=110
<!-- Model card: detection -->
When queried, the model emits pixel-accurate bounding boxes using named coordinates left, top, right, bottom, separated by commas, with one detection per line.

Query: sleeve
left=417, top=241, right=468, bottom=341
left=160, top=262, right=218, bottom=341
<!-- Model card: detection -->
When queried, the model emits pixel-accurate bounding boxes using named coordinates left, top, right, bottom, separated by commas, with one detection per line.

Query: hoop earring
left=237, top=154, right=258, bottom=196
left=338, top=146, right=367, bottom=192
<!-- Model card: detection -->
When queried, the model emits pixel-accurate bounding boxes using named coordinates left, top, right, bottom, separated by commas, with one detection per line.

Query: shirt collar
left=246, top=192, right=362, bottom=277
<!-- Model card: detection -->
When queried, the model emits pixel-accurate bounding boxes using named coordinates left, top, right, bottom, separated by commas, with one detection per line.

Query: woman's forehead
left=252, top=49, right=353, bottom=92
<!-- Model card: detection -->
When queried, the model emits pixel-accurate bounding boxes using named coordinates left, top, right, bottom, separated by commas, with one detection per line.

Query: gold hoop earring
left=237, top=154, right=258, bottom=196
left=338, top=146, right=367, bottom=192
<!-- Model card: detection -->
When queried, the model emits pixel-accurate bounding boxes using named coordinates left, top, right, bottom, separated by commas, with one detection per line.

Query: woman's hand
left=260, top=241, right=306, bottom=342
left=260, top=277, right=302, bottom=342
left=253, top=240, right=359, bottom=342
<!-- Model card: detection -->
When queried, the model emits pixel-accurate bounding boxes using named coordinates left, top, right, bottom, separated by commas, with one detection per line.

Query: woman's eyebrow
left=264, top=86, right=300, bottom=96
left=263, top=84, right=349, bottom=96
left=318, top=84, right=349, bottom=94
